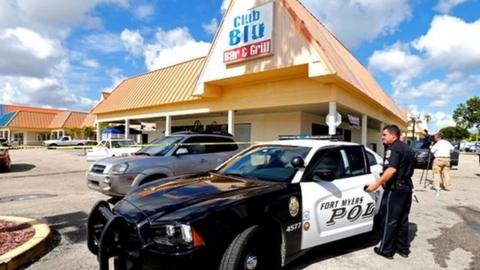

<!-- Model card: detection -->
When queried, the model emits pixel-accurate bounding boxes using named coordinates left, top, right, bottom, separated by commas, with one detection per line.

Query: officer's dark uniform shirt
left=383, top=139, right=415, bottom=190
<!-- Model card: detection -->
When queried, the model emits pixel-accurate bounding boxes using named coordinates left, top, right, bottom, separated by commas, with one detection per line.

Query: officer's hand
left=365, top=182, right=380, bottom=192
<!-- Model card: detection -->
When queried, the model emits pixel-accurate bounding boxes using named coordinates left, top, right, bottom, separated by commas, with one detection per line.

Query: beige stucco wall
left=150, top=111, right=302, bottom=143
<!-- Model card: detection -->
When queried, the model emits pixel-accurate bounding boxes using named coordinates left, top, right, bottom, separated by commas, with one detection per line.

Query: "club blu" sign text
left=224, top=2, right=274, bottom=64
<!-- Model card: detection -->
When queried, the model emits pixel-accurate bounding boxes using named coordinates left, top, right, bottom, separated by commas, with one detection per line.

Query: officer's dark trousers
left=378, top=186, right=412, bottom=255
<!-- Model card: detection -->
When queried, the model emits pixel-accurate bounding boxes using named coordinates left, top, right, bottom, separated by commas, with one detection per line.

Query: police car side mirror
left=312, top=169, right=335, bottom=181
left=290, top=156, right=305, bottom=168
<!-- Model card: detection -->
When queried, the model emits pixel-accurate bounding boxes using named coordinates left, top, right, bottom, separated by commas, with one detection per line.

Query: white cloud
left=413, top=15, right=480, bottom=71
left=369, top=15, right=480, bottom=112
left=81, top=33, right=125, bottom=53
left=100, top=67, right=126, bottom=93
left=399, top=72, right=475, bottom=108
left=81, top=58, right=100, bottom=68
left=122, top=27, right=210, bottom=71
left=432, top=112, right=456, bottom=132
left=202, top=18, right=219, bottom=35
left=0, top=27, right=64, bottom=78
left=301, top=0, right=412, bottom=48
left=221, top=0, right=231, bottom=12
left=133, top=4, right=154, bottom=20
left=369, top=42, right=424, bottom=91
left=0, top=0, right=131, bottom=111
left=121, top=29, right=144, bottom=56
left=144, top=28, right=210, bottom=70
left=435, top=0, right=469, bottom=14
left=0, top=75, right=96, bottom=111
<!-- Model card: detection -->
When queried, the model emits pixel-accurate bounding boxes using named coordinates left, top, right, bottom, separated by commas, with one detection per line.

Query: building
left=0, top=104, right=91, bottom=145
left=92, top=0, right=407, bottom=155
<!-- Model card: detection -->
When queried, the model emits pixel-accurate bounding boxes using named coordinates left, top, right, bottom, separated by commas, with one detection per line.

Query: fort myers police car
left=87, top=139, right=384, bottom=270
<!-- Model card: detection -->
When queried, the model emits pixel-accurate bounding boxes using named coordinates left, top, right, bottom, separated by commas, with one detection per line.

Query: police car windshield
left=218, top=145, right=310, bottom=183
left=136, top=136, right=183, bottom=156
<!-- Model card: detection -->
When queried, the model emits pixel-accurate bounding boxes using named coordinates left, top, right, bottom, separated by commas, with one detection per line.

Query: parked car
left=465, top=143, right=480, bottom=153
left=87, top=140, right=383, bottom=270
left=87, top=139, right=384, bottom=270
left=86, top=139, right=141, bottom=162
left=0, top=148, right=11, bottom=172
left=86, top=132, right=241, bottom=197
left=0, top=139, right=15, bottom=147
left=43, top=136, right=94, bottom=147
left=411, top=140, right=459, bottom=169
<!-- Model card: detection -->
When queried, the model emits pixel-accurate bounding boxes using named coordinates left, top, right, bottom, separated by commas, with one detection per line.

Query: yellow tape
left=0, top=141, right=269, bottom=151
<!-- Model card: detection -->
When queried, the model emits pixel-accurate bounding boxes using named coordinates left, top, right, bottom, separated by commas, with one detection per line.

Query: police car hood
left=119, top=173, right=281, bottom=221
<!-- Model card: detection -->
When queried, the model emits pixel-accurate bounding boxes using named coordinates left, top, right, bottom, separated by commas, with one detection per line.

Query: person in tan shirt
left=430, top=132, right=454, bottom=194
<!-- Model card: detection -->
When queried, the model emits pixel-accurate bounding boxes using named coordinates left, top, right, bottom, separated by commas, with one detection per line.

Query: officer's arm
left=366, top=146, right=401, bottom=192
left=366, top=167, right=397, bottom=192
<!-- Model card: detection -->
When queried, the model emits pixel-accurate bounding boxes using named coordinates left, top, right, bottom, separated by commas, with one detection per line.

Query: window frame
left=302, top=145, right=370, bottom=182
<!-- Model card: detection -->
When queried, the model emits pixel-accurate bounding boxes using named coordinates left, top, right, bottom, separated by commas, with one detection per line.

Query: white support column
left=125, top=119, right=130, bottom=140
left=361, top=114, right=368, bottom=146
left=228, top=110, right=235, bottom=135
left=7, top=130, right=11, bottom=141
left=327, top=102, right=337, bottom=135
left=165, top=115, right=171, bottom=136
left=96, top=123, right=101, bottom=142
left=379, top=122, right=385, bottom=156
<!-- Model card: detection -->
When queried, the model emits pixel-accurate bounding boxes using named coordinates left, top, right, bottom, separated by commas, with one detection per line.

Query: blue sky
left=0, top=0, right=479, bottom=132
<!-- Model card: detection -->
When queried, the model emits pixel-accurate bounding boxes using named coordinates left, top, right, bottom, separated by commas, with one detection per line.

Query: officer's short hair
left=435, top=132, right=443, bottom=138
left=383, top=125, right=401, bottom=138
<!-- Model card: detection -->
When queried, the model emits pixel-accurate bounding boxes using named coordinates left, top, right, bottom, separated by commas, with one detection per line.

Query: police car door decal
left=299, top=149, right=377, bottom=250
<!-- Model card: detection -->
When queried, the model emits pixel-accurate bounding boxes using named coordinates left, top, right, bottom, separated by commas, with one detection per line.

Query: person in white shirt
left=430, top=132, right=454, bottom=192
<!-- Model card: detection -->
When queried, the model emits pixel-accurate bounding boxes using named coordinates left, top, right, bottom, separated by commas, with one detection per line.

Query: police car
left=87, top=139, right=384, bottom=270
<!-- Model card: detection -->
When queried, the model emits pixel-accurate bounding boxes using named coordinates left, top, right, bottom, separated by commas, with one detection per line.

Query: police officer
left=366, top=124, right=415, bottom=259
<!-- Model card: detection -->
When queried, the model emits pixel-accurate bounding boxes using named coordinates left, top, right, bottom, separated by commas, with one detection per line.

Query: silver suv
left=86, top=132, right=241, bottom=197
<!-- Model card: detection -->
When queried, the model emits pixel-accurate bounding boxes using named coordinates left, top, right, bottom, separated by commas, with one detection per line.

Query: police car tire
left=219, top=225, right=275, bottom=270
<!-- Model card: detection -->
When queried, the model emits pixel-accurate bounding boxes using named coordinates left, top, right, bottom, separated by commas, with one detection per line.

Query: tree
left=81, top=126, right=94, bottom=139
left=64, top=128, right=81, bottom=138
left=439, top=126, right=470, bottom=142
left=453, top=96, right=480, bottom=129
left=423, top=113, right=432, bottom=126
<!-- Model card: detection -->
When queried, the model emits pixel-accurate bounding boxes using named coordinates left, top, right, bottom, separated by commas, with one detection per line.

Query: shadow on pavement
left=9, top=163, right=36, bottom=173
left=287, top=223, right=418, bottom=269
left=43, top=211, right=89, bottom=244
left=428, top=206, right=480, bottom=269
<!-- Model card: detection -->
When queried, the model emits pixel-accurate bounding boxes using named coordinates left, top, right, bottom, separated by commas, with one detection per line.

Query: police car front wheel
left=219, top=225, right=279, bottom=270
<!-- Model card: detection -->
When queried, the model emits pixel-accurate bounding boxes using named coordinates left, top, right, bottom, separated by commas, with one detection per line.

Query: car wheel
left=219, top=225, right=279, bottom=270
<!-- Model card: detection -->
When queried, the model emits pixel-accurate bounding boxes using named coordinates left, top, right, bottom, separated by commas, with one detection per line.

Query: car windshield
left=410, top=140, right=428, bottom=150
left=217, top=145, right=311, bottom=183
left=136, top=136, right=183, bottom=156
left=111, top=140, right=136, bottom=148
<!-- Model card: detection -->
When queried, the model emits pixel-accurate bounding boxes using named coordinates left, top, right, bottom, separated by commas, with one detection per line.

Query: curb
left=0, top=216, right=51, bottom=270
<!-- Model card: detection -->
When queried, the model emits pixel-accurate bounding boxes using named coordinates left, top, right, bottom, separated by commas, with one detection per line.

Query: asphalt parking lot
left=0, top=149, right=479, bottom=270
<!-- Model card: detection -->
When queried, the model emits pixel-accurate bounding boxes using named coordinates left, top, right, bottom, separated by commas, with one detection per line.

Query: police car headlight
left=110, top=163, right=129, bottom=174
left=152, top=224, right=204, bottom=247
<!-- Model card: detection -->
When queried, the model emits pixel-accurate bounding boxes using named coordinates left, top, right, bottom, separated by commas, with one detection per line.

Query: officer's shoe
left=396, top=249, right=410, bottom=258
left=374, top=247, right=394, bottom=259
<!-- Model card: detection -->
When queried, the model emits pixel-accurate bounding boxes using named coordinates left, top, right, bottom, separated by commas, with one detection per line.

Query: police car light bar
left=278, top=135, right=343, bottom=141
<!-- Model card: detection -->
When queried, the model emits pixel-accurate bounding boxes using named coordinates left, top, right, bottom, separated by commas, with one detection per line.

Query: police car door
left=300, top=146, right=377, bottom=250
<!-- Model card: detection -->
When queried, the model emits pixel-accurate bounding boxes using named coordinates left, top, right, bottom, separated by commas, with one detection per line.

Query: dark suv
left=86, top=132, right=242, bottom=197
left=411, top=140, right=459, bottom=169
